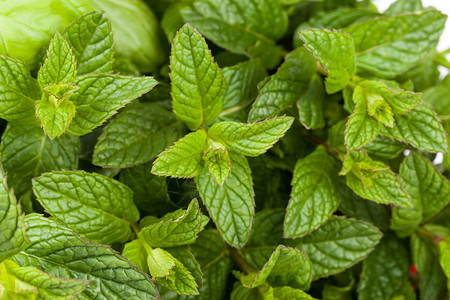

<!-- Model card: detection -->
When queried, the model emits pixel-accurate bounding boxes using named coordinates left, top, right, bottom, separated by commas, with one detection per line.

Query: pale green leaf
left=93, top=103, right=186, bottom=167
left=0, top=165, right=28, bottom=262
left=0, top=55, right=40, bottom=124
left=14, top=214, right=159, bottom=299
left=0, top=124, right=79, bottom=202
left=36, top=94, right=77, bottom=140
left=203, top=140, right=231, bottom=186
left=38, top=32, right=77, bottom=88
left=139, top=199, right=203, bottom=248
left=392, top=153, right=450, bottom=236
left=242, top=245, right=312, bottom=290
left=122, top=239, right=148, bottom=273
left=287, top=216, right=382, bottom=279
left=208, top=117, right=293, bottom=157
left=298, top=74, right=326, bottom=129
left=358, top=233, right=409, bottom=300
left=284, top=146, right=341, bottom=238
left=411, top=233, right=447, bottom=300
left=63, top=11, right=114, bottom=75
left=345, top=86, right=381, bottom=150
left=359, top=79, right=421, bottom=115
left=152, top=130, right=207, bottom=178
left=147, top=247, right=176, bottom=278
left=380, top=103, right=448, bottom=153
left=67, top=74, right=158, bottom=136
left=170, top=24, right=226, bottom=130
left=32, top=171, right=139, bottom=244
left=152, top=248, right=199, bottom=295
left=196, top=154, right=254, bottom=248
left=119, top=161, right=177, bottom=216
left=300, top=29, right=356, bottom=94
left=248, top=48, right=316, bottom=121
left=181, top=0, right=288, bottom=68
left=344, top=10, right=447, bottom=78
left=0, top=259, right=89, bottom=300
left=166, top=246, right=203, bottom=289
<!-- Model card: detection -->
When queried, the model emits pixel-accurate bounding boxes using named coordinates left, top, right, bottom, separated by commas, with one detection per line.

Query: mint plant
left=1, top=0, right=450, bottom=299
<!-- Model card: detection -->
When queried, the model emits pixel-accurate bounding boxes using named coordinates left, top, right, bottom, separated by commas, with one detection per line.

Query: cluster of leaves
left=1, top=0, right=450, bottom=299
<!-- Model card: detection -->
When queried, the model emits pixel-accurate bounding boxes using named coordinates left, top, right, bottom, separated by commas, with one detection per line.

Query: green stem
left=131, top=222, right=141, bottom=237
left=227, top=246, right=256, bottom=274
left=416, top=226, right=445, bottom=244
left=434, top=53, right=450, bottom=69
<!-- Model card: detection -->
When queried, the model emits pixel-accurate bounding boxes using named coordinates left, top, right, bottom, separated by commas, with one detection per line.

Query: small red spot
left=410, top=264, right=417, bottom=276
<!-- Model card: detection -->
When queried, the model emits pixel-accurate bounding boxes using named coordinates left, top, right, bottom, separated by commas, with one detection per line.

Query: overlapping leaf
left=32, top=171, right=139, bottom=244
left=284, top=146, right=341, bottom=238
left=170, top=24, right=226, bottom=130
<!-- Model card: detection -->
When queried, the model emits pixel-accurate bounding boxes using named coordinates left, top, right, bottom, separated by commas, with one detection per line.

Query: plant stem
left=227, top=245, right=256, bottom=274
left=131, top=222, right=141, bottom=236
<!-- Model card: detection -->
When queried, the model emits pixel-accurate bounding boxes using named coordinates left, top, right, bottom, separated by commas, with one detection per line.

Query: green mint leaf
left=139, top=199, right=203, bottom=248
left=288, top=216, right=382, bottom=279
left=63, top=11, right=114, bottom=75
left=196, top=153, right=254, bottom=248
left=338, top=180, right=390, bottom=231
left=248, top=48, right=316, bottom=122
left=343, top=10, right=447, bottom=78
left=147, top=247, right=176, bottom=278
left=357, top=233, right=409, bottom=300
left=439, top=240, right=450, bottom=283
left=32, top=171, right=139, bottom=244
left=0, top=259, right=89, bottom=300
left=380, top=103, right=448, bottom=153
left=0, top=124, right=79, bottom=203
left=119, top=161, right=177, bottom=216
left=93, top=103, right=186, bottom=167
left=67, top=74, right=158, bottom=136
left=152, top=130, right=207, bottom=178
left=241, top=245, right=312, bottom=290
left=359, top=79, right=421, bottom=115
left=411, top=233, right=447, bottom=300
left=385, top=0, right=423, bottom=15
left=221, top=59, right=267, bottom=113
left=190, top=229, right=233, bottom=299
left=364, top=136, right=406, bottom=160
left=37, top=32, right=77, bottom=88
left=181, top=0, right=288, bottom=68
left=36, top=92, right=77, bottom=140
left=298, top=74, right=326, bottom=129
left=208, top=117, right=294, bottom=157
left=165, top=246, right=203, bottom=289
left=366, top=93, right=394, bottom=128
left=170, top=24, right=226, bottom=131
left=293, top=8, right=379, bottom=48
left=0, top=55, right=40, bottom=125
left=0, top=165, right=28, bottom=262
left=15, top=214, right=159, bottom=299
left=273, top=286, right=317, bottom=300
left=203, top=139, right=231, bottom=186
left=122, top=239, right=149, bottom=273
left=345, top=86, right=381, bottom=150
left=300, top=29, right=356, bottom=94
left=345, top=153, right=412, bottom=208
left=150, top=248, right=199, bottom=295
left=284, top=146, right=341, bottom=238
left=392, top=153, right=450, bottom=237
